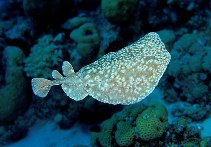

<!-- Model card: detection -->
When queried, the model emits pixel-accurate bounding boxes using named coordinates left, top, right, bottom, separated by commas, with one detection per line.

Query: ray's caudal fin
left=31, top=61, right=88, bottom=101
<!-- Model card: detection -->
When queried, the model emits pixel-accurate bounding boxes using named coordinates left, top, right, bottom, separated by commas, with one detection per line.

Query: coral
left=91, top=115, right=118, bottom=147
left=98, top=131, right=113, bottom=147
left=24, top=34, right=63, bottom=78
left=69, top=17, right=100, bottom=58
left=202, top=46, right=211, bottom=72
left=128, top=105, right=146, bottom=118
left=118, top=104, right=146, bottom=120
left=5, top=17, right=34, bottom=41
left=136, top=103, right=168, bottom=141
left=95, top=16, right=119, bottom=58
left=157, top=29, right=176, bottom=51
left=166, top=118, right=202, bottom=146
left=0, top=20, right=12, bottom=37
left=101, top=115, right=118, bottom=132
left=91, top=102, right=168, bottom=146
left=171, top=102, right=210, bottom=121
left=168, top=32, right=210, bottom=77
left=161, top=30, right=211, bottom=116
left=200, top=137, right=211, bottom=147
left=115, top=121, right=134, bottom=146
left=101, top=0, right=139, bottom=23
left=62, top=16, right=92, bottom=30
left=0, top=46, right=28, bottom=123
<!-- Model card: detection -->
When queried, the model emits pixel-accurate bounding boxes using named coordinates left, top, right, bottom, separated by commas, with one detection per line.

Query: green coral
left=0, top=46, right=28, bottom=122
left=101, top=0, right=139, bottom=23
left=200, top=137, right=211, bottom=147
left=90, top=102, right=168, bottom=146
left=115, top=121, right=135, bottom=146
left=91, top=115, right=118, bottom=147
left=98, top=131, right=113, bottom=147
left=24, top=34, right=63, bottom=78
left=69, top=17, right=100, bottom=58
left=136, top=103, right=168, bottom=141
left=119, top=105, right=146, bottom=120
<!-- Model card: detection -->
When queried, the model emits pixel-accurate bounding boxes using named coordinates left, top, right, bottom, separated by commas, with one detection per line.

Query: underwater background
left=0, top=0, right=210, bottom=146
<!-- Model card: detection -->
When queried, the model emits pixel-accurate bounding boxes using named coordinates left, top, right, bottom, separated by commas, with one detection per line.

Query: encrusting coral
left=115, top=121, right=135, bottom=146
left=31, top=32, right=171, bottom=105
left=90, top=102, right=168, bottom=146
left=91, top=103, right=209, bottom=146
left=91, top=115, right=118, bottom=147
left=136, top=103, right=168, bottom=141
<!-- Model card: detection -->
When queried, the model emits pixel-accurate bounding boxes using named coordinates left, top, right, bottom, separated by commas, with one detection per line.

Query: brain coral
left=136, top=103, right=168, bottom=141
left=115, top=121, right=135, bottom=146
left=90, top=102, right=168, bottom=146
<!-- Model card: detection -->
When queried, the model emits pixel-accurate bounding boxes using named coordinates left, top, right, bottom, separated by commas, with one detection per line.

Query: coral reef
left=24, top=34, right=64, bottom=78
left=5, top=16, right=34, bottom=41
left=141, top=0, right=210, bottom=29
left=90, top=102, right=168, bottom=146
left=0, top=0, right=210, bottom=146
left=115, top=121, right=135, bottom=146
left=0, top=46, right=29, bottom=123
left=136, top=103, right=168, bottom=141
left=61, top=16, right=101, bottom=68
left=160, top=28, right=211, bottom=121
left=171, top=102, right=210, bottom=121
left=157, top=29, right=176, bottom=51
left=91, top=103, right=209, bottom=146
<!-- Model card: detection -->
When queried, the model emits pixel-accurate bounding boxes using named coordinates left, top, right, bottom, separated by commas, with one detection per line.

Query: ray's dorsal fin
left=60, top=61, right=88, bottom=101
left=52, top=70, right=63, bottom=80
left=62, top=61, right=75, bottom=77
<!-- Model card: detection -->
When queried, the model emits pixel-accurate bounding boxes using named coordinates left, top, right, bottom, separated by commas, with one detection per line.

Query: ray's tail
left=31, top=78, right=53, bottom=98
left=31, top=61, right=88, bottom=101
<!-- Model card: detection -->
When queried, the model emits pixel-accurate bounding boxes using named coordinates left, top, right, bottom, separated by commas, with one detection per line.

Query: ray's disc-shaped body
left=31, top=32, right=171, bottom=105
left=77, top=32, right=171, bottom=104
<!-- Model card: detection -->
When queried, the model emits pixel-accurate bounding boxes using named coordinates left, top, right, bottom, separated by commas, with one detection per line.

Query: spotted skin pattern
left=31, top=32, right=171, bottom=105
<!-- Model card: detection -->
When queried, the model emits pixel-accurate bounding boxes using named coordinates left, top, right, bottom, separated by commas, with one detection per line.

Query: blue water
left=0, top=0, right=210, bottom=146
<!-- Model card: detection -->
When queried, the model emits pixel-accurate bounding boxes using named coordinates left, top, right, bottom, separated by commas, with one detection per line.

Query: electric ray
left=31, top=32, right=171, bottom=105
